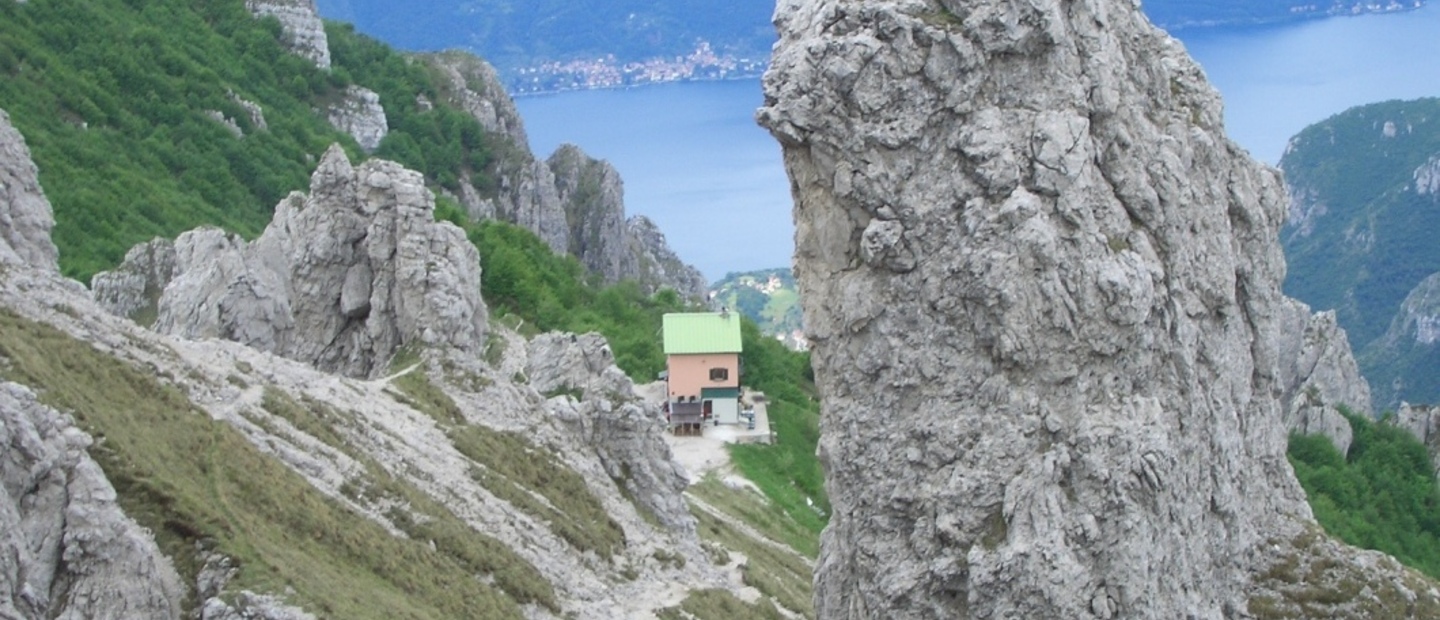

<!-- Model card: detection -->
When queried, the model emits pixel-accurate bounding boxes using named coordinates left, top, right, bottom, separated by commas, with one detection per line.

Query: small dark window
left=709, top=367, right=729, bottom=382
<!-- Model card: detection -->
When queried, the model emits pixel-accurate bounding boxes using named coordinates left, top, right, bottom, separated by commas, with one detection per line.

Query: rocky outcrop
left=327, top=86, right=388, bottom=152
left=1415, top=154, right=1440, bottom=197
left=549, top=145, right=637, bottom=282
left=0, top=382, right=185, bottom=619
left=245, top=0, right=331, bottom=69
left=1276, top=299, right=1371, bottom=453
left=0, top=100, right=727, bottom=618
left=1387, top=273, right=1440, bottom=346
left=96, top=145, right=487, bottom=378
left=1394, top=403, right=1440, bottom=479
left=418, top=52, right=570, bottom=253
left=0, top=109, right=58, bottom=273
left=421, top=51, right=529, bottom=149
left=89, top=238, right=178, bottom=325
left=1361, top=271, right=1440, bottom=411
left=526, top=333, right=695, bottom=532
left=625, top=216, right=708, bottom=300
left=420, top=51, right=709, bottom=299
left=759, top=0, right=1436, bottom=617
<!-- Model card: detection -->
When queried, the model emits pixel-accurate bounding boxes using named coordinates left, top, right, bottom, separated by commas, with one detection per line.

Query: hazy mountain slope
left=709, top=269, right=803, bottom=339
left=1279, top=97, right=1440, bottom=409
left=1143, top=0, right=1425, bottom=29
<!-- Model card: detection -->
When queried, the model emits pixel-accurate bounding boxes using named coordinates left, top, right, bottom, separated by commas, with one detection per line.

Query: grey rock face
left=0, top=109, right=58, bottom=273
left=327, top=86, right=388, bottom=152
left=0, top=382, right=185, bottom=619
left=526, top=333, right=695, bottom=532
left=549, top=145, right=639, bottom=283
left=420, top=52, right=570, bottom=252
left=89, top=238, right=178, bottom=324
left=758, top=0, right=1433, bottom=616
left=625, top=216, right=708, bottom=301
left=245, top=0, right=331, bottom=69
left=114, top=145, right=487, bottom=378
left=421, top=51, right=529, bottom=149
left=1276, top=299, right=1370, bottom=454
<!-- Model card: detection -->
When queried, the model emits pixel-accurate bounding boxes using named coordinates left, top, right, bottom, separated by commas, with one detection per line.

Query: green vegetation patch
left=467, top=218, right=695, bottom=381
left=392, top=369, right=626, bottom=556
left=1288, top=410, right=1440, bottom=579
left=655, top=588, right=789, bottom=620
left=691, top=502, right=814, bottom=619
left=0, top=309, right=539, bottom=618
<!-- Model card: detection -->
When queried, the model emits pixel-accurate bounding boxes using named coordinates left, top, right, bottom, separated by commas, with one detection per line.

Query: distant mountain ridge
left=1144, top=0, right=1425, bottom=30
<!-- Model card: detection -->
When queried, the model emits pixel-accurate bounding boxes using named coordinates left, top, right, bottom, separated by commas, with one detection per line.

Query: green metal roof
left=663, top=312, right=743, bottom=354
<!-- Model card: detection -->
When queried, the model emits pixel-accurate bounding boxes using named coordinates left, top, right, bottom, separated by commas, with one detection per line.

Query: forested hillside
left=0, top=0, right=497, bottom=282
left=1280, top=98, right=1440, bottom=409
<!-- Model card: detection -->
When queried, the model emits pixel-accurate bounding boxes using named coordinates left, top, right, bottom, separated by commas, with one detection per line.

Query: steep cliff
left=758, top=0, right=1438, bottom=617
left=625, top=215, right=710, bottom=303
left=419, top=52, right=708, bottom=299
left=549, top=144, right=638, bottom=283
left=94, top=144, right=487, bottom=379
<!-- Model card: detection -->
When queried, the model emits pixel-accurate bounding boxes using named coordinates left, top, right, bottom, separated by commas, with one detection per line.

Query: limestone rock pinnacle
left=96, top=145, right=488, bottom=378
left=759, top=0, right=1438, bottom=616
left=0, top=109, right=58, bottom=273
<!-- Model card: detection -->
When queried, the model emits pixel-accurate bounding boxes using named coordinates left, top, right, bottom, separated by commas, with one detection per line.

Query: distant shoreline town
left=506, top=41, right=768, bottom=96
left=503, top=1, right=1427, bottom=95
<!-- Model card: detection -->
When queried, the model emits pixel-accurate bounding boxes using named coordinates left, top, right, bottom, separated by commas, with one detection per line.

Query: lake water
left=516, top=3, right=1440, bottom=282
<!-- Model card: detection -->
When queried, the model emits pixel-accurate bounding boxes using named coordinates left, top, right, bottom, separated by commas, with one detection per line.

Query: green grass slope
left=0, top=0, right=499, bottom=282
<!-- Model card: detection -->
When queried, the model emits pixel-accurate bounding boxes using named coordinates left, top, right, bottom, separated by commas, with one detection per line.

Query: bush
left=1289, top=410, right=1440, bottom=578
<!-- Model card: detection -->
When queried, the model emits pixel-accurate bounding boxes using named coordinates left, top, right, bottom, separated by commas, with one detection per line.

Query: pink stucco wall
left=666, top=353, right=739, bottom=399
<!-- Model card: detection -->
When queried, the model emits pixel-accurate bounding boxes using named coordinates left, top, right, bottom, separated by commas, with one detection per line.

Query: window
left=709, top=367, right=729, bottom=382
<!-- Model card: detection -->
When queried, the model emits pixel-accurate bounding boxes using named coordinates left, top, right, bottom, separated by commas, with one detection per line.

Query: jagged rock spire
left=759, top=0, right=1436, bottom=616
